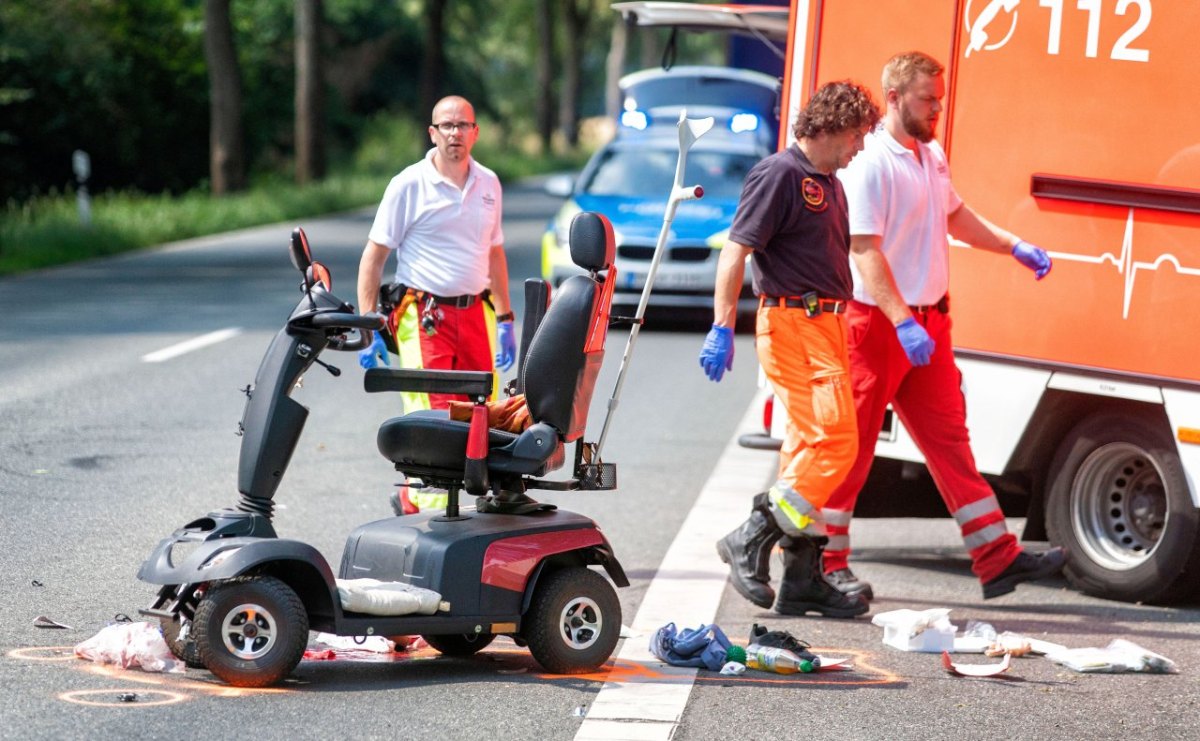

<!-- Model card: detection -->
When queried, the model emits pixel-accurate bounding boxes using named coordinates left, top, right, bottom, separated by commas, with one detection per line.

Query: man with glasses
left=357, top=95, right=516, bottom=514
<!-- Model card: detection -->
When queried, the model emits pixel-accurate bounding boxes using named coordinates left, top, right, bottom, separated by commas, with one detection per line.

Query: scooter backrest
left=522, top=212, right=615, bottom=442
left=570, top=211, right=616, bottom=272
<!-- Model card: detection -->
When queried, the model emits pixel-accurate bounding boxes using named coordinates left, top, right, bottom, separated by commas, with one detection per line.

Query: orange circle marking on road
left=7, top=646, right=77, bottom=662
left=60, top=689, right=187, bottom=708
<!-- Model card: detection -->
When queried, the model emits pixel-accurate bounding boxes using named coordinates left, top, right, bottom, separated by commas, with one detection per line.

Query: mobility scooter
left=137, top=115, right=714, bottom=688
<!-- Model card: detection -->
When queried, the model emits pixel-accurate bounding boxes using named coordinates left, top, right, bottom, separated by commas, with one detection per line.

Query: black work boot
left=716, top=493, right=784, bottom=608
left=774, top=536, right=870, bottom=618
left=825, top=567, right=875, bottom=601
left=982, top=547, right=1068, bottom=599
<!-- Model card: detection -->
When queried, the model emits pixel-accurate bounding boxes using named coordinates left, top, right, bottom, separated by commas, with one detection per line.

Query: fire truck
left=616, top=0, right=1200, bottom=604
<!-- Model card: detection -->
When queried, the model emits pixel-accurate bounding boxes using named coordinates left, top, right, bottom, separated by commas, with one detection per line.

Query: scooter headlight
left=199, top=547, right=242, bottom=571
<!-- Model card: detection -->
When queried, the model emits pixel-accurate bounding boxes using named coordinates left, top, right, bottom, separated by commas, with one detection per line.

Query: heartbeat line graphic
left=1045, top=209, right=1200, bottom=319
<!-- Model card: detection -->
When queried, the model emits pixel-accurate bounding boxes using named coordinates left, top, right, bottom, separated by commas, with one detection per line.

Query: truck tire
left=1045, top=409, right=1200, bottom=603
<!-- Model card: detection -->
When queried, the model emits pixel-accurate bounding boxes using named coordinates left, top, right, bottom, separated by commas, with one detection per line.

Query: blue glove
left=358, top=332, right=390, bottom=370
left=495, top=320, right=516, bottom=372
left=895, top=318, right=935, bottom=366
left=699, top=324, right=735, bottom=382
left=1012, top=240, right=1052, bottom=279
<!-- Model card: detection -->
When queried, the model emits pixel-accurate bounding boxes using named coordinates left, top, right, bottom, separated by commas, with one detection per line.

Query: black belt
left=910, top=295, right=950, bottom=314
left=760, top=295, right=848, bottom=314
left=427, top=292, right=480, bottom=309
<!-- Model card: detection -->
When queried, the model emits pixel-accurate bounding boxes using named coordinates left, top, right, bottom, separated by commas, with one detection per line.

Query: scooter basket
left=579, top=462, right=617, bottom=491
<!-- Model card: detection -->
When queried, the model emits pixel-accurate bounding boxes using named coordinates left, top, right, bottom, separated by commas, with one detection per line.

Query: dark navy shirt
left=727, top=144, right=853, bottom=300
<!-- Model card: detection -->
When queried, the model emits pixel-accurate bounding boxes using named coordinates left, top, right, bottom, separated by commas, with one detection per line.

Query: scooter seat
left=377, top=410, right=564, bottom=477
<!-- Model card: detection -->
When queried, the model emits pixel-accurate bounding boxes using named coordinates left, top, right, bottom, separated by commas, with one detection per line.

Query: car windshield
left=582, top=148, right=757, bottom=200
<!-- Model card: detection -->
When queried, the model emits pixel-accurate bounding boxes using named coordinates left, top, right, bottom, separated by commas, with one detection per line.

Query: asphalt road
left=0, top=181, right=1196, bottom=740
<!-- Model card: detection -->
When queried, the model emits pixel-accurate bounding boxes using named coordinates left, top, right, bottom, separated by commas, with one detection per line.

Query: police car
left=542, top=66, right=778, bottom=316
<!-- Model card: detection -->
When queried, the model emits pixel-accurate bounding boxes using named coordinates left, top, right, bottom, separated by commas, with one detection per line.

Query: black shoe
left=774, top=536, right=869, bottom=618
left=982, top=547, right=1068, bottom=599
left=717, top=494, right=784, bottom=609
left=748, top=623, right=820, bottom=666
left=825, top=567, right=874, bottom=601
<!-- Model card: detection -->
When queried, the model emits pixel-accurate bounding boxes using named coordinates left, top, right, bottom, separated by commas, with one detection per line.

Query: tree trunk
left=605, top=15, right=628, bottom=120
left=204, top=0, right=245, bottom=195
left=295, top=0, right=325, bottom=184
left=535, top=0, right=555, bottom=152
left=558, top=0, right=594, bottom=148
left=418, top=0, right=448, bottom=120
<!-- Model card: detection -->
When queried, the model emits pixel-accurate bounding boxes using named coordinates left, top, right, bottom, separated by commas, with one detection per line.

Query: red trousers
left=418, top=302, right=493, bottom=409
left=821, top=302, right=1021, bottom=583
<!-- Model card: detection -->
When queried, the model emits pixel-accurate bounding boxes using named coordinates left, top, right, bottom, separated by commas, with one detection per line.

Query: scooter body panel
left=138, top=532, right=336, bottom=587
left=339, top=508, right=620, bottom=618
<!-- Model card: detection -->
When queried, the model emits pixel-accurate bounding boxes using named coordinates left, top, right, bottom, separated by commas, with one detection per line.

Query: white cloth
left=336, top=578, right=444, bottom=616
left=368, top=148, right=505, bottom=296
left=838, top=128, right=963, bottom=306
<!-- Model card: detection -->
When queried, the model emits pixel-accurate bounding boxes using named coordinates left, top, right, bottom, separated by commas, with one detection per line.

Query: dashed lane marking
left=141, top=327, right=241, bottom=363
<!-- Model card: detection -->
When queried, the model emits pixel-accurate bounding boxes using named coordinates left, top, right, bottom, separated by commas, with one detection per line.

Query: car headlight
left=553, top=199, right=582, bottom=247
left=706, top=228, right=729, bottom=249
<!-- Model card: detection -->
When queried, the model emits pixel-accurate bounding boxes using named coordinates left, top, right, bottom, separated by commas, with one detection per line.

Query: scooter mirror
left=307, top=261, right=331, bottom=291
left=289, top=227, right=314, bottom=274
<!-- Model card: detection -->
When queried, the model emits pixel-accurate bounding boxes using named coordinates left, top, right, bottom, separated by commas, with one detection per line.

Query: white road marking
left=141, top=327, right=242, bottom=363
left=576, top=389, right=775, bottom=741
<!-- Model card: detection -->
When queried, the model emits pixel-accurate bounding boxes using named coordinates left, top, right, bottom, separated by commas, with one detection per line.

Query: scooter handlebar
left=309, top=312, right=386, bottom=331
left=308, top=312, right=385, bottom=352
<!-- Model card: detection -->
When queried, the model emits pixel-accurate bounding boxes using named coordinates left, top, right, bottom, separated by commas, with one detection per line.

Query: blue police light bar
left=730, top=113, right=759, bottom=134
left=620, top=110, right=649, bottom=130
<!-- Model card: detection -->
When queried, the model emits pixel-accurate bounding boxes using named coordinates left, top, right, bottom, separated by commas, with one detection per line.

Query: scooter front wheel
left=192, top=575, right=308, bottom=687
left=159, top=615, right=204, bottom=669
left=523, top=567, right=620, bottom=674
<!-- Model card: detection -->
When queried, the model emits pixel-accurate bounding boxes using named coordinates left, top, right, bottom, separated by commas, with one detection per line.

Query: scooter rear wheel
left=192, top=575, right=308, bottom=687
left=523, top=567, right=620, bottom=674
left=422, top=632, right=496, bottom=657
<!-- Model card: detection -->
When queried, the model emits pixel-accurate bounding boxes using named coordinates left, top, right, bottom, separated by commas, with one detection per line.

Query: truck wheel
left=192, top=576, right=308, bottom=687
left=160, top=615, right=205, bottom=669
left=421, top=632, right=496, bottom=657
left=523, top=567, right=620, bottom=674
left=1046, top=410, right=1200, bottom=603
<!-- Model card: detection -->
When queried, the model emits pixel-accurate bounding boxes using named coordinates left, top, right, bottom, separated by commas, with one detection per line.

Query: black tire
left=523, top=567, right=620, bottom=674
left=160, top=615, right=205, bottom=669
left=421, top=632, right=496, bottom=657
left=1046, top=410, right=1200, bottom=603
left=192, top=576, right=309, bottom=687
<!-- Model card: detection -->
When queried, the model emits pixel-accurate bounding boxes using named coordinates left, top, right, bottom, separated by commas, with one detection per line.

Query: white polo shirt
left=368, top=148, right=505, bottom=296
left=837, top=128, right=962, bottom=306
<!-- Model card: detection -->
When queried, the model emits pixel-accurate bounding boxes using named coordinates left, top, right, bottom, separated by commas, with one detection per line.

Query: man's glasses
left=433, top=121, right=477, bottom=134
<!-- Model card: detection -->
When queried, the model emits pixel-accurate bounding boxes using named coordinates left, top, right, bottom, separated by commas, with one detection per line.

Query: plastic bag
left=74, top=621, right=186, bottom=673
left=1045, top=639, right=1178, bottom=673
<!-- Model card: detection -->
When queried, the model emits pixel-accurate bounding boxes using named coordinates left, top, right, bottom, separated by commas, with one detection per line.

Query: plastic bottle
left=744, top=643, right=815, bottom=674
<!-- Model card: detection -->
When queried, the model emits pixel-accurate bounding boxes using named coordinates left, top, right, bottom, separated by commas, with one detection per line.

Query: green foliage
left=0, top=173, right=386, bottom=276
left=0, top=0, right=209, bottom=201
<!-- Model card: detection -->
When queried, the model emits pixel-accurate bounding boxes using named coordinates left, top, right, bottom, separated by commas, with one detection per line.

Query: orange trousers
left=756, top=305, right=858, bottom=536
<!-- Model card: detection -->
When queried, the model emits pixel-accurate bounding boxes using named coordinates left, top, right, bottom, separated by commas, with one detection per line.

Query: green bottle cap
left=799, top=659, right=814, bottom=673
left=726, top=645, right=747, bottom=664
